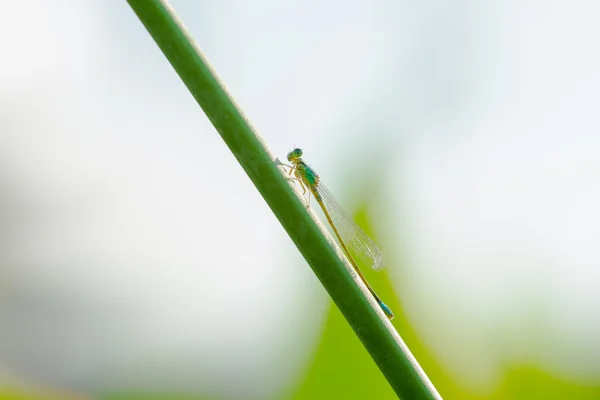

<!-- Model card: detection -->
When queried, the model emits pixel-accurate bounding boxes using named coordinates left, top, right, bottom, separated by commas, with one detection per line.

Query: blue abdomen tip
left=379, top=302, right=394, bottom=320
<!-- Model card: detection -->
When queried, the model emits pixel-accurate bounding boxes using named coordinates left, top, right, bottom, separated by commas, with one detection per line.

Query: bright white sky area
left=0, top=0, right=599, bottom=398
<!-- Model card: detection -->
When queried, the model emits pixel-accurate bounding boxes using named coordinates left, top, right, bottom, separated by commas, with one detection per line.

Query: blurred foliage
left=288, top=290, right=396, bottom=399
left=286, top=157, right=600, bottom=399
left=0, top=387, right=92, bottom=400
left=493, top=365, right=600, bottom=400
left=288, top=201, right=466, bottom=400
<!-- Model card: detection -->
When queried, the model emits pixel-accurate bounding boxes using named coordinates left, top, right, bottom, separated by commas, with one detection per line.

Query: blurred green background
left=1, top=0, right=600, bottom=399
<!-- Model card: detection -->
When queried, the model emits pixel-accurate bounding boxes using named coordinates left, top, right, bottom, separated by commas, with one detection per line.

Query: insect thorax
left=297, top=161, right=319, bottom=186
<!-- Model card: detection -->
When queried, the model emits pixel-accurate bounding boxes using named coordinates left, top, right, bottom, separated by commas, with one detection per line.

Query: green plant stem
left=126, top=1, right=441, bottom=398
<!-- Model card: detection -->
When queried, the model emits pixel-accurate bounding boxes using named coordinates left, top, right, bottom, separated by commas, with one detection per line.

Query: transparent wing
left=314, top=183, right=385, bottom=270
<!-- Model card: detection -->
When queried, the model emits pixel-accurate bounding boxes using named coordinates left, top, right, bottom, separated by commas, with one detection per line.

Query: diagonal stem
left=126, top=1, right=442, bottom=398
